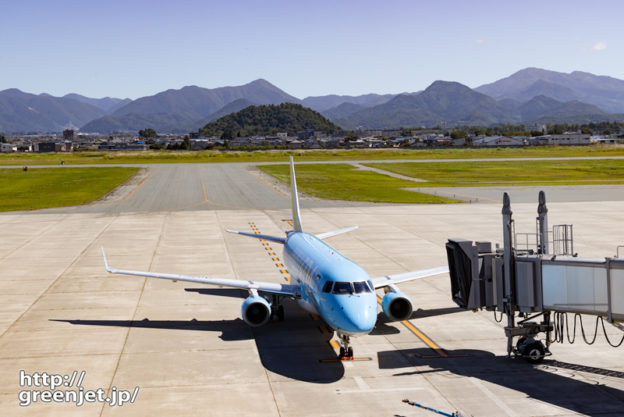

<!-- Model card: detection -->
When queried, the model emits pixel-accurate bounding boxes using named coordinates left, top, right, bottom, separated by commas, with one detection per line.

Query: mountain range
left=2, top=68, right=624, bottom=134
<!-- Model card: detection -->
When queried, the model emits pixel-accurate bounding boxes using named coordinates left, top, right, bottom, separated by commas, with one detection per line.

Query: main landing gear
left=270, top=295, right=285, bottom=321
left=338, top=333, right=354, bottom=360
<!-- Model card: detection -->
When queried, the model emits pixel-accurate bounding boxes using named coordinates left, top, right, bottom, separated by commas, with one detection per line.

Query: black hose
left=553, top=311, right=623, bottom=347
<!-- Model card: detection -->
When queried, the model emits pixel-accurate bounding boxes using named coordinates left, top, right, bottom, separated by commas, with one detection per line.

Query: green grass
left=365, top=159, right=624, bottom=187
left=259, top=164, right=460, bottom=204
left=1, top=145, right=624, bottom=165
left=0, top=167, right=139, bottom=211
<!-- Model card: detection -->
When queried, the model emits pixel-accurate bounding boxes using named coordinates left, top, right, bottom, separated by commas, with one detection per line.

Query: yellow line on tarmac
left=376, top=296, right=447, bottom=357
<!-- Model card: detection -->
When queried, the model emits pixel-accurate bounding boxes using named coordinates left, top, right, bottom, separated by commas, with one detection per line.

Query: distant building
left=35, top=142, right=58, bottom=153
left=473, top=136, right=524, bottom=147
left=0, top=143, right=17, bottom=153
left=98, top=142, right=147, bottom=151
left=533, top=134, right=590, bottom=146
left=63, top=129, right=77, bottom=141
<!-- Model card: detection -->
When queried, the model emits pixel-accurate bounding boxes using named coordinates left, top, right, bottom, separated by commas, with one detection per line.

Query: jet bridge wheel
left=523, top=341, right=545, bottom=364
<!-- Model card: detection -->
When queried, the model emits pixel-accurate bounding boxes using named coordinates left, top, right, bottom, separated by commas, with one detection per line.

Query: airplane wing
left=315, top=225, right=358, bottom=240
left=102, top=248, right=298, bottom=297
left=370, top=266, right=449, bottom=289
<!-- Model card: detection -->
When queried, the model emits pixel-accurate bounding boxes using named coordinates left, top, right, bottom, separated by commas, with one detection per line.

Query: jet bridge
left=446, top=191, right=624, bottom=363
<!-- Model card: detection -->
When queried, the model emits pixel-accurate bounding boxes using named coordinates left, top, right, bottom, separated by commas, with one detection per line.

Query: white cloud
left=593, top=41, right=607, bottom=51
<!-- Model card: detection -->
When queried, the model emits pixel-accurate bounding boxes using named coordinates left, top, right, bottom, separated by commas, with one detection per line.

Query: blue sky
left=1, top=0, right=622, bottom=99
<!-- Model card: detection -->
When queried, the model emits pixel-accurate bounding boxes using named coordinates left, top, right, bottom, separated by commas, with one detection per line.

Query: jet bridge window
left=353, top=281, right=371, bottom=293
left=332, top=282, right=354, bottom=295
left=322, top=281, right=333, bottom=293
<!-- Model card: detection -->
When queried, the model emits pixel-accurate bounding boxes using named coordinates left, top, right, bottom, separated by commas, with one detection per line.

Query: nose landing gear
left=338, top=333, right=354, bottom=360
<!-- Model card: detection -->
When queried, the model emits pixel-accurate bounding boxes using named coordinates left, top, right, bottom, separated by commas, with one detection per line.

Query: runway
left=20, top=159, right=624, bottom=214
left=1, top=162, right=624, bottom=416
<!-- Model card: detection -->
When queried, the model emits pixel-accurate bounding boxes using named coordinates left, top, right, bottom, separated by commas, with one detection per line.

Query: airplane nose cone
left=331, top=295, right=377, bottom=335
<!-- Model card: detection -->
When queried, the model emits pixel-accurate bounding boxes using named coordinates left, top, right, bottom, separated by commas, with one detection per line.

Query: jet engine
left=382, top=290, right=413, bottom=321
left=241, top=295, right=271, bottom=327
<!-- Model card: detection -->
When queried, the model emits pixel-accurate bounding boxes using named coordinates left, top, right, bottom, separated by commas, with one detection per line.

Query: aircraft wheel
left=277, top=305, right=285, bottom=321
left=339, top=347, right=345, bottom=358
left=347, top=347, right=354, bottom=358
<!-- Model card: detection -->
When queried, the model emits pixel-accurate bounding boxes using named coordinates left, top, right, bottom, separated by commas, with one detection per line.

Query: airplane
left=102, top=157, right=448, bottom=359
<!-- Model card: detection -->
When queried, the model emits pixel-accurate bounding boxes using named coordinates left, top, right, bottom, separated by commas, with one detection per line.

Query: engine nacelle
left=382, top=290, right=413, bottom=321
left=241, top=295, right=271, bottom=327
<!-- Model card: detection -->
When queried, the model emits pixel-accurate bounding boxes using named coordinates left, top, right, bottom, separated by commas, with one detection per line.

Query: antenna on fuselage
left=289, top=156, right=303, bottom=232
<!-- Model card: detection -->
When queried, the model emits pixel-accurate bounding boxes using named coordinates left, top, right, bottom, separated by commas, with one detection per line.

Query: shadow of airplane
left=51, top=299, right=344, bottom=383
left=378, top=347, right=624, bottom=416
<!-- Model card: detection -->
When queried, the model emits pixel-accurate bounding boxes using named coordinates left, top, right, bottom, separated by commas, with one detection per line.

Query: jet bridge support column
left=537, top=191, right=552, bottom=349
left=502, top=193, right=515, bottom=357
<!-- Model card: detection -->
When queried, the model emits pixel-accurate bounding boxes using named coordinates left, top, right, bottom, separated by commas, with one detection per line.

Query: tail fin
left=289, top=156, right=303, bottom=232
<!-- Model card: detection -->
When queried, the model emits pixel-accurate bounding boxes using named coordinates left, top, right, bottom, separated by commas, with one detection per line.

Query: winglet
left=101, top=247, right=113, bottom=273
left=289, top=156, right=303, bottom=232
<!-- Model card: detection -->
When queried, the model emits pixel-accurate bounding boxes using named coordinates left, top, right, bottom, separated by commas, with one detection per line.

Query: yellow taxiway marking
left=250, top=222, right=290, bottom=283
left=376, top=295, right=448, bottom=357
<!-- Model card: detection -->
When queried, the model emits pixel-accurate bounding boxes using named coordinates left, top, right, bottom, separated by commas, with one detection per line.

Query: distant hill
left=476, top=68, right=624, bottom=113
left=83, top=79, right=300, bottom=133
left=321, top=102, right=367, bottom=120
left=518, top=95, right=606, bottom=121
left=302, top=93, right=396, bottom=112
left=194, top=98, right=256, bottom=128
left=63, top=94, right=131, bottom=114
left=5, top=69, right=624, bottom=134
left=199, top=103, right=342, bottom=137
left=81, top=112, right=198, bottom=134
left=0, top=89, right=106, bottom=133
left=336, top=81, right=509, bottom=129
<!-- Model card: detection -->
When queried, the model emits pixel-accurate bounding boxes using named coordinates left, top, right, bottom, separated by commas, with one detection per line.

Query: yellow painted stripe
left=401, top=321, right=448, bottom=357
left=271, top=257, right=279, bottom=261
left=376, top=296, right=447, bottom=357
left=268, top=252, right=275, bottom=255
left=280, top=269, right=288, bottom=274
left=329, top=340, right=340, bottom=350
left=276, top=263, right=283, bottom=268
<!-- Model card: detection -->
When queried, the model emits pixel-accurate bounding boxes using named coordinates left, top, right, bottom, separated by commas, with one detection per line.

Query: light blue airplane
left=102, top=157, right=448, bottom=359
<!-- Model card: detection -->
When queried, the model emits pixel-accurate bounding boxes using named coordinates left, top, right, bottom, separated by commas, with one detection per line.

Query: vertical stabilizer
left=289, top=156, right=303, bottom=232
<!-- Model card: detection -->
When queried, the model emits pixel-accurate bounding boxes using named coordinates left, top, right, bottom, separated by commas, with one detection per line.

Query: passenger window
left=332, top=282, right=353, bottom=295
left=367, top=280, right=375, bottom=291
left=353, top=281, right=369, bottom=293
left=322, top=281, right=333, bottom=293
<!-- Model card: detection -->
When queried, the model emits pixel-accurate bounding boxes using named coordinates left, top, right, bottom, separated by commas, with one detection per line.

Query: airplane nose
left=334, top=295, right=377, bottom=334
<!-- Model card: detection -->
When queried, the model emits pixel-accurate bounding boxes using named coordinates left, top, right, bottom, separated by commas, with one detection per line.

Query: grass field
left=365, top=159, right=624, bottom=187
left=1, top=145, right=624, bottom=165
left=258, top=164, right=460, bottom=204
left=0, top=167, right=139, bottom=211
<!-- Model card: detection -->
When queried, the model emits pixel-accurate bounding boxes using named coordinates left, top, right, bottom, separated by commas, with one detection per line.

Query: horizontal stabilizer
left=225, top=229, right=285, bottom=244
left=315, top=225, right=358, bottom=240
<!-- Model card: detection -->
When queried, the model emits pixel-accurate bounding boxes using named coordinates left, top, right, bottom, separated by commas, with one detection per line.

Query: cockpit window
left=353, top=281, right=370, bottom=293
left=322, top=281, right=333, bottom=293
left=332, top=282, right=353, bottom=295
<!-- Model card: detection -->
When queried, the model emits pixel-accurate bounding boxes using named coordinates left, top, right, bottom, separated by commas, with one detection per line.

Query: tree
left=139, top=128, right=158, bottom=138
left=183, top=136, right=191, bottom=150
left=0, top=135, right=6, bottom=143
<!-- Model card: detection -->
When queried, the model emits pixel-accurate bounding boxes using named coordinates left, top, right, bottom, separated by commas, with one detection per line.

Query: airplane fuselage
left=282, top=231, right=377, bottom=336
